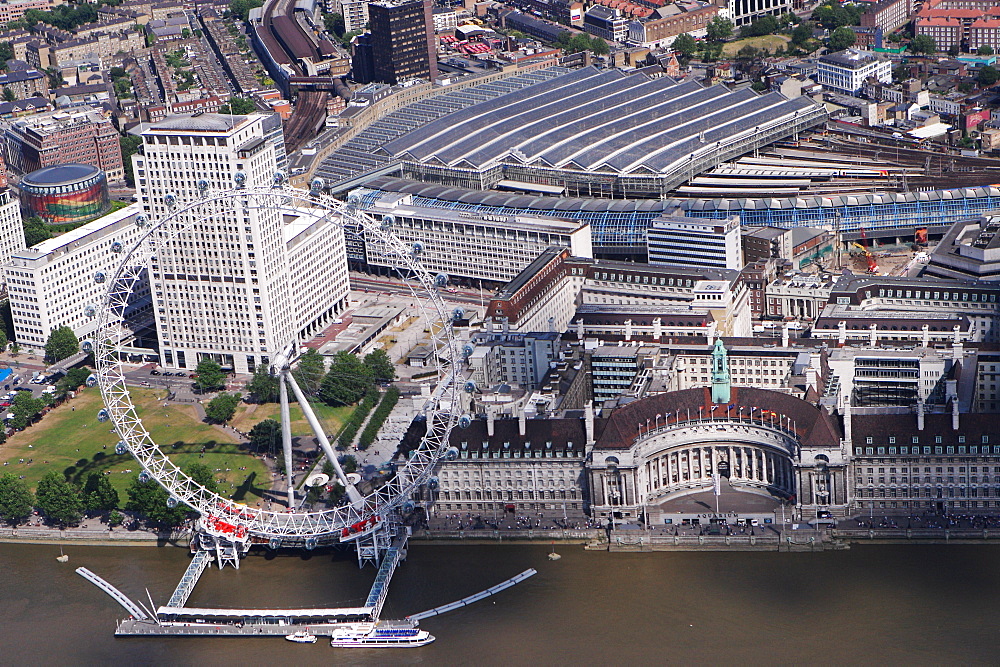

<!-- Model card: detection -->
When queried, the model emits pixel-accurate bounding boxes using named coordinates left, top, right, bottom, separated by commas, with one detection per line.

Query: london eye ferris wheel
left=92, top=177, right=461, bottom=550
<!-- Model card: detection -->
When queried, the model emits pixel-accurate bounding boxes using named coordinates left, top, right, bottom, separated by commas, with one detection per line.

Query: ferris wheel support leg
left=284, top=370, right=363, bottom=506
left=279, top=369, right=296, bottom=509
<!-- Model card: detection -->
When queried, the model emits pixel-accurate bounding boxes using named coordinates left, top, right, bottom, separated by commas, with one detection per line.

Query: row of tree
left=0, top=463, right=219, bottom=528
left=244, top=349, right=395, bottom=407
left=357, top=386, right=400, bottom=451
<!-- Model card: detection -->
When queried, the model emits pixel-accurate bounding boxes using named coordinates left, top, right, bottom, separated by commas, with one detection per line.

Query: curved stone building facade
left=587, top=384, right=849, bottom=524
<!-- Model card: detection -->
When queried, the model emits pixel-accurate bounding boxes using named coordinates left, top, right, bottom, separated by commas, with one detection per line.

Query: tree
left=57, top=366, right=91, bottom=394
left=892, top=64, right=909, bottom=83
left=673, top=33, right=698, bottom=57
left=44, top=325, right=79, bottom=363
left=829, top=26, right=857, bottom=51
left=791, top=20, right=815, bottom=46
left=46, top=67, right=64, bottom=89
left=363, top=349, right=395, bottom=383
left=319, top=351, right=373, bottom=406
left=706, top=16, right=733, bottom=42
left=0, top=41, right=13, bottom=65
left=340, top=454, right=358, bottom=474
left=113, top=77, right=132, bottom=98
left=910, top=34, right=937, bottom=54
left=108, top=509, right=124, bottom=527
left=249, top=418, right=281, bottom=453
left=589, top=35, right=609, bottom=56
left=125, top=475, right=188, bottom=527
left=218, top=96, right=257, bottom=114
left=246, top=364, right=279, bottom=403
left=109, top=66, right=128, bottom=79
left=2, top=87, right=14, bottom=102
left=979, top=65, right=1000, bottom=86
left=10, top=387, right=45, bottom=431
left=979, top=45, right=995, bottom=56
left=35, top=471, right=83, bottom=526
left=181, top=27, right=190, bottom=38
left=0, top=472, right=34, bottom=525
left=194, top=358, right=225, bottom=392
left=184, top=462, right=219, bottom=494
left=737, top=44, right=761, bottom=60
left=293, top=348, right=326, bottom=395
left=323, top=11, right=345, bottom=36
left=742, top=15, right=778, bottom=37
left=205, top=392, right=240, bottom=423
left=22, top=215, right=51, bottom=247
left=228, top=0, right=263, bottom=21
left=120, top=134, right=143, bottom=187
left=82, top=472, right=119, bottom=511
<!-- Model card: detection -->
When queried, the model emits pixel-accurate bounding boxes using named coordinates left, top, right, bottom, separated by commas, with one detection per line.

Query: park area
left=0, top=387, right=272, bottom=504
left=231, top=400, right=352, bottom=438
left=721, top=34, right=791, bottom=57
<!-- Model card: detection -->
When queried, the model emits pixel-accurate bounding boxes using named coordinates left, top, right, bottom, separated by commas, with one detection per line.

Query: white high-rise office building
left=4, top=203, right=151, bottom=351
left=0, top=187, right=25, bottom=287
left=134, top=113, right=348, bottom=374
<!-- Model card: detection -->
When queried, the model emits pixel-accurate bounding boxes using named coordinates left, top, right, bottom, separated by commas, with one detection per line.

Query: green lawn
left=231, top=400, right=352, bottom=438
left=0, top=387, right=271, bottom=504
left=722, top=34, right=791, bottom=56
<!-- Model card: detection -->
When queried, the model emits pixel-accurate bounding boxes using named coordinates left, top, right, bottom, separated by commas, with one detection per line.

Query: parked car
left=150, top=369, right=161, bottom=376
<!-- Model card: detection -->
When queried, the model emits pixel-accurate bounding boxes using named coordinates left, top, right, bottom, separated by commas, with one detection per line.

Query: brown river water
left=1, top=541, right=998, bottom=665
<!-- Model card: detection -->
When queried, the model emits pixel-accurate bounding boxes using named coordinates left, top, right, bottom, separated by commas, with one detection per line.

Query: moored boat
left=285, top=630, right=317, bottom=643
left=330, top=620, right=433, bottom=648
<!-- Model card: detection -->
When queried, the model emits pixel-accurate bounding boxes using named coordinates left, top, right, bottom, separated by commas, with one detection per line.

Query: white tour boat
left=330, top=620, right=434, bottom=648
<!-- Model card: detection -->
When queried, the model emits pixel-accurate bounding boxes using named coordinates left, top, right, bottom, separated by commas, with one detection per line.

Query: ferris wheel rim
left=94, top=184, right=460, bottom=542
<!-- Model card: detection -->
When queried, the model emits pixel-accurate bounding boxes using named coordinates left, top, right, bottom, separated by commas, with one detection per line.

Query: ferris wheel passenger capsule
left=411, top=241, right=424, bottom=256
left=234, top=171, right=247, bottom=188
left=452, top=306, right=465, bottom=322
left=110, top=241, right=123, bottom=254
left=197, top=178, right=209, bottom=193
left=304, top=537, right=317, bottom=550
left=85, top=373, right=97, bottom=387
left=272, top=170, right=286, bottom=186
left=310, top=177, right=324, bottom=194
left=164, top=193, right=177, bottom=207
left=380, top=214, right=395, bottom=230
left=458, top=414, right=472, bottom=429
left=135, top=214, right=149, bottom=228
left=138, top=471, right=151, bottom=483
left=82, top=340, right=94, bottom=354
left=464, top=380, right=477, bottom=393
left=84, top=304, right=96, bottom=318
left=428, top=476, right=439, bottom=490
left=434, top=272, right=449, bottom=288
left=166, top=496, right=179, bottom=508
left=446, top=445, right=461, bottom=460
left=97, top=408, right=110, bottom=423
left=402, top=500, right=415, bottom=513
left=115, top=441, right=128, bottom=455
left=94, top=272, right=106, bottom=284
left=268, top=537, right=281, bottom=550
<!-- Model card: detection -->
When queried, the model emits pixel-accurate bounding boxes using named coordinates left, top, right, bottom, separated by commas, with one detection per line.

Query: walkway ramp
left=76, top=567, right=149, bottom=620
left=166, top=550, right=212, bottom=608
left=408, top=568, right=537, bottom=621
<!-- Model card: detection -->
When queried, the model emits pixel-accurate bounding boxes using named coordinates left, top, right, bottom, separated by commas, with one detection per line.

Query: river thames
left=1, top=541, right=997, bottom=664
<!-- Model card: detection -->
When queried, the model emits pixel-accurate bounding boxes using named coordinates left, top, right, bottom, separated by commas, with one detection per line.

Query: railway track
left=258, top=0, right=331, bottom=155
